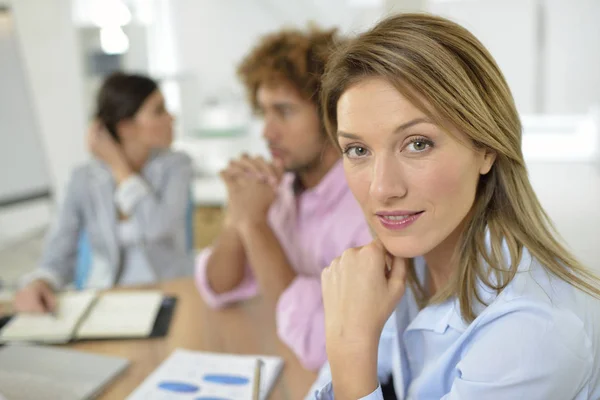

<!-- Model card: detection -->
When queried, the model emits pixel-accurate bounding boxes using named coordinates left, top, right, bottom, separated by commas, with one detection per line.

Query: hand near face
left=220, top=155, right=284, bottom=227
left=87, top=120, right=128, bottom=170
left=321, top=240, right=407, bottom=398
left=322, top=240, right=407, bottom=354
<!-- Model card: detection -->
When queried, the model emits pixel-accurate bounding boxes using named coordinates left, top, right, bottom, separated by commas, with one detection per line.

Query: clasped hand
left=220, top=154, right=284, bottom=228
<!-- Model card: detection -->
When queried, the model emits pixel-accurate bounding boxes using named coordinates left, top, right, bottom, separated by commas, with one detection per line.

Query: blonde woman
left=313, top=14, right=600, bottom=400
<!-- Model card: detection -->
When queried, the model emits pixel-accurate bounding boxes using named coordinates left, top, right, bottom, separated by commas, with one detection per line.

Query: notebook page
left=0, top=291, right=97, bottom=343
left=127, top=349, right=259, bottom=400
left=76, top=291, right=163, bottom=339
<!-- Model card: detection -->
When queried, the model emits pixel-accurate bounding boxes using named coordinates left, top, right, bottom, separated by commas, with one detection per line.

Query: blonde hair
left=321, top=13, right=600, bottom=321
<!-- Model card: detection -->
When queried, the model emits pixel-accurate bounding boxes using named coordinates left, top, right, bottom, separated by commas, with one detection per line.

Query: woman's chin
left=380, top=236, right=428, bottom=259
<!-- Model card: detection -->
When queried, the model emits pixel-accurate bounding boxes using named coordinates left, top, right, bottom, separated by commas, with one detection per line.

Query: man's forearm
left=205, top=224, right=247, bottom=294
left=238, top=219, right=296, bottom=304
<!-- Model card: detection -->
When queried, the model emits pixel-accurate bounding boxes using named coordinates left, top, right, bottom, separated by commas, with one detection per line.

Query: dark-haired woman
left=14, top=72, right=193, bottom=313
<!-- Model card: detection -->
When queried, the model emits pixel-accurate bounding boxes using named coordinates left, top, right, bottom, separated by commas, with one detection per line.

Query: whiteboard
left=0, top=9, right=51, bottom=204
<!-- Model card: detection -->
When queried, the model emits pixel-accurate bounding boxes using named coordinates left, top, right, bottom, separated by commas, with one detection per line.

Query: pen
left=252, top=359, right=263, bottom=400
left=42, top=296, right=58, bottom=318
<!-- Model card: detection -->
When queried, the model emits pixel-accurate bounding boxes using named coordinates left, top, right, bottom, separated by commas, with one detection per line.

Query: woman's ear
left=479, top=149, right=496, bottom=175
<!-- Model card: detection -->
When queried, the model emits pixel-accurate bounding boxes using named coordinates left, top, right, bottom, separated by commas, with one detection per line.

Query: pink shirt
left=195, top=161, right=371, bottom=370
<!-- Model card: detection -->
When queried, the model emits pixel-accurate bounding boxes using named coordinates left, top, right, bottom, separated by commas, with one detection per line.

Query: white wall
left=428, top=0, right=539, bottom=114
left=428, top=0, right=600, bottom=115
left=0, top=0, right=87, bottom=247
left=0, top=11, right=50, bottom=200
left=528, top=162, right=600, bottom=270
left=163, top=0, right=383, bottom=135
left=169, top=0, right=294, bottom=98
left=386, top=0, right=426, bottom=14
left=163, top=0, right=280, bottom=134
left=10, top=0, right=88, bottom=202
left=543, top=0, right=600, bottom=113
left=0, top=200, right=50, bottom=250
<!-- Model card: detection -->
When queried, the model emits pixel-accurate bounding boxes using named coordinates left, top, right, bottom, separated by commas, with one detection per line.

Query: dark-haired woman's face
left=126, top=90, right=173, bottom=149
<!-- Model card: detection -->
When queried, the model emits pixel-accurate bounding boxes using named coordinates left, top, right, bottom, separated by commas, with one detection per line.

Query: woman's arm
left=21, top=170, right=84, bottom=288
left=115, top=153, right=192, bottom=243
left=320, top=242, right=406, bottom=400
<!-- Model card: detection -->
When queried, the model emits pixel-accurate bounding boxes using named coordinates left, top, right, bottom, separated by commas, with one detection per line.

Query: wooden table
left=64, top=278, right=317, bottom=399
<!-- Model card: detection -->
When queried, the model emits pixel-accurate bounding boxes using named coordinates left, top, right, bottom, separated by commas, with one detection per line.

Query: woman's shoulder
left=151, top=149, right=192, bottom=166
left=471, top=248, right=600, bottom=395
left=68, top=161, right=104, bottom=184
left=144, top=150, right=193, bottom=179
left=477, top=249, right=600, bottom=349
left=498, top=248, right=595, bottom=306
left=477, top=243, right=594, bottom=307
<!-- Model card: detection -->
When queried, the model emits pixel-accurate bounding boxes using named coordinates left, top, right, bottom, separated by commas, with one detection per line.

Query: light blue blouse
left=313, top=248, right=600, bottom=399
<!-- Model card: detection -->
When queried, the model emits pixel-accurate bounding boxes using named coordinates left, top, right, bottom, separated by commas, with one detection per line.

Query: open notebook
left=0, top=290, right=164, bottom=343
left=127, top=349, right=284, bottom=400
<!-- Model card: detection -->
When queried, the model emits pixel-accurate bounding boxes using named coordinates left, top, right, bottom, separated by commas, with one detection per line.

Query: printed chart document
left=127, top=348, right=284, bottom=400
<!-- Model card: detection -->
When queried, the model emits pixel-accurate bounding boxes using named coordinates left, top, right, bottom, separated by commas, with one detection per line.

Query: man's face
left=257, top=82, right=326, bottom=173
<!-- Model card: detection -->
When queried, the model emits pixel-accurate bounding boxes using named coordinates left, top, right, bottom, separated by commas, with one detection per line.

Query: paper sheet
left=0, top=291, right=97, bottom=343
left=127, top=349, right=284, bottom=400
left=76, top=291, right=162, bottom=339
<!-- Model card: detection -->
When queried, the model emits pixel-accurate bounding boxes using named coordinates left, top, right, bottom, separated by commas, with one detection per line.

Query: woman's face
left=126, top=90, right=174, bottom=149
left=336, top=77, right=495, bottom=258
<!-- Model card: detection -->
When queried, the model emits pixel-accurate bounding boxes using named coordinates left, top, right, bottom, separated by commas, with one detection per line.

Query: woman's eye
left=279, top=107, right=294, bottom=118
left=412, top=141, right=427, bottom=151
left=406, top=138, right=433, bottom=153
left=353, top=147, right=367, bottom=156
left=344, top=146, right=370, bottom=159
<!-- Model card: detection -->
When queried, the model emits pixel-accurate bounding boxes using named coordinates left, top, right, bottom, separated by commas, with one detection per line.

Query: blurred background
left=0, top=0, right=599, bottom=285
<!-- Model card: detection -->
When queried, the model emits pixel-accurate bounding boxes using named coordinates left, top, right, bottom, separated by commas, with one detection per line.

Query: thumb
left=371, top=237, right=391, bottom=272
left=387, top=255, right=407, bottom=300
left=372, top=237, right=406, bottom=293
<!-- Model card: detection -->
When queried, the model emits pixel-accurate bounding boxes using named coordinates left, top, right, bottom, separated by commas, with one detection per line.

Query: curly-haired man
left=194, top=27, right=372, bottom=371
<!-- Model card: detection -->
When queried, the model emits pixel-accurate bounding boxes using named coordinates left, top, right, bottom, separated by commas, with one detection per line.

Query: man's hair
left=237, top=26, right=341, bottom=115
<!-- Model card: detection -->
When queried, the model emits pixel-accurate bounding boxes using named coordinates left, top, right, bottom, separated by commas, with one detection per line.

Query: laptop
left=0, top=344, right=129, bottom=400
